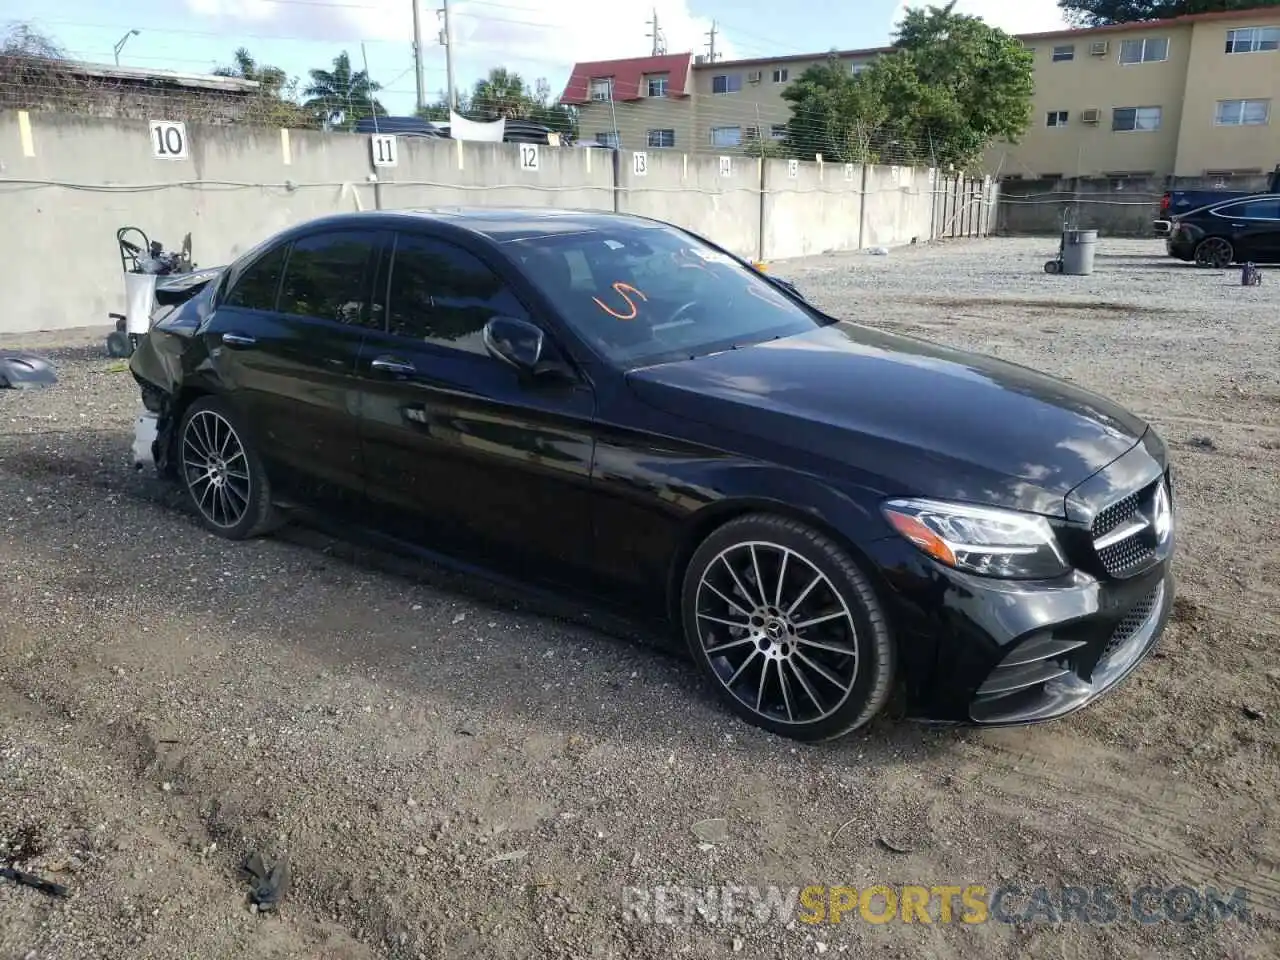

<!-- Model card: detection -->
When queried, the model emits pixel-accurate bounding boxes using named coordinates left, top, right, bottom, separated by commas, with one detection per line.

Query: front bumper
left=870, top=538, right=1173, bottom=726
left=864, top=435, right=1176, bottom=726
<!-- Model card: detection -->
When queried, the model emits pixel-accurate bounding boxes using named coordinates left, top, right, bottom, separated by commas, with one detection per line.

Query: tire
left=680, top=513, right=896, bottom=742
left=1193, top=237, right=1233, bottom=269
left=1044, top=260, right=1062, bottom=274
left=176, top=396, right=278, bottom=540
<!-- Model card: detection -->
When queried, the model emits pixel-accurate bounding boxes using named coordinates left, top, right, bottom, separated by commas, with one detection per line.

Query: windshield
left=507, top=223, right=831, bottom=367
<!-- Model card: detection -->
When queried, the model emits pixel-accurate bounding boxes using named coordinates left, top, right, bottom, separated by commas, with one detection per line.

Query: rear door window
left=277, top=230, right=383, bottom=327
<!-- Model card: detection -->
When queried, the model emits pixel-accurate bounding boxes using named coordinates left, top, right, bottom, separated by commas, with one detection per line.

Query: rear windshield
left=507, top=223, right=829, bottom=367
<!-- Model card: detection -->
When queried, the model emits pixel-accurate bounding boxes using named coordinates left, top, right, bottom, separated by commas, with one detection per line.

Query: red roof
left=560, top=53, right=692, bottom=105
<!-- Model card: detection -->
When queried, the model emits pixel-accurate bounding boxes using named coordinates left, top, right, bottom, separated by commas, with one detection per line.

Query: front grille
left=1093, top=491, right=1141, bottom=540
left=1091, top=478, right=1165, bottom=577
left=1101, top=585, right=1161, bottom=661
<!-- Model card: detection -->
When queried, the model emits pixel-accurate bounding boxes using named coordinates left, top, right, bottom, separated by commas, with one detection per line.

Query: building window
left=711, top=74, right=742, bottom=94
left=710, top=125, right=742, bottom=147
left=646, top=128, right=675, bottom=148
left=769, top=123, right=787, bottom=140
left=1225, top=26, right=1280, bottom=53
left=1052, top=45, right=1075, bottom=61
left=645, top=74, right=668, bottom=97
left=596, top=131, right=619, bottom=148
left=1112, top=106, right=1162, bottom=131
left=772, top=67, right=789, bottom=83
left=1215, top=98, right=1271, bottom=126
left=1119, top=37, right=1168, bottom=64
left=1046, top=110, right=1069, bottom=127
left=851, top=63, right=869, bottom=75
left=589, top=77, right=612, bottom=101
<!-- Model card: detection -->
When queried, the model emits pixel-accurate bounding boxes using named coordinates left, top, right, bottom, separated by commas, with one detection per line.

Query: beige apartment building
left=559, top=6, right=1280, bottom=180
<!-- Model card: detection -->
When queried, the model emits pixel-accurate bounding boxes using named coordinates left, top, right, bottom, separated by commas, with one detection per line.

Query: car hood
left=625, top=322, right=1149, bottom=517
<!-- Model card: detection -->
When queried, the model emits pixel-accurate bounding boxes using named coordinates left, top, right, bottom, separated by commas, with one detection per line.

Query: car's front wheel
left=1194, top=237, right=1234, bottom=268
left=681, top=513, right=896, bottom=742
left=177, top=396, right=278, bottom=540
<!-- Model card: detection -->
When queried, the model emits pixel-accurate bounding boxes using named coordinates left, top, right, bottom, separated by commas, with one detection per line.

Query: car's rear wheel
left=177, top=396, right=278, bottom=540
left=1194, top=237, right=1233, bottom=268
left=680, top=513, right=896, bottom=742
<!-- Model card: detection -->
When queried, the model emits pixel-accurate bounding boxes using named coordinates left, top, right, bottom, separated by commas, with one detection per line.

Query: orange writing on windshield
left=593, top=282, right=648, bottom=320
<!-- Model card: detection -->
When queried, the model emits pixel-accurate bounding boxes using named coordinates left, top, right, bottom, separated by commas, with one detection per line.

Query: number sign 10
left=150, top=121, right=188, bottom=160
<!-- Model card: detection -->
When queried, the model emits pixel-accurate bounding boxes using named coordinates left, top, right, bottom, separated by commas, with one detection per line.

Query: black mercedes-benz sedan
left=129, top=208, right=1175, bottom=742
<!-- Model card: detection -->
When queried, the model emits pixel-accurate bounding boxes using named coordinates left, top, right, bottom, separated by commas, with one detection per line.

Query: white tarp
left=449, top=111, right=505, bottom=142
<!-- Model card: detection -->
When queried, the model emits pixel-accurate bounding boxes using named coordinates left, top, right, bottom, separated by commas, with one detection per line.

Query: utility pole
left=411, top=0, right=426, bottom=113
left=647, top=9, right=666, bottom=56
left=439, top=0, right=457, bottom=112
left=705, top=21, right=718, bottom=62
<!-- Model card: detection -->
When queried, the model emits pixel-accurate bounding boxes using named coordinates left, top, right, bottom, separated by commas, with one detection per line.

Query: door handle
left=370, top=356, right=416, bottom=376
left=220, top=332, right=256, bottom=348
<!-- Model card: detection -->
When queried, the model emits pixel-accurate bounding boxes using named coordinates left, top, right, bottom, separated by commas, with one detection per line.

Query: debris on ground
left=691, top=819, right=729, bottom=844
left=1, top=865, right=70, bottom=899
left=237, top=851, right=290, bottom=912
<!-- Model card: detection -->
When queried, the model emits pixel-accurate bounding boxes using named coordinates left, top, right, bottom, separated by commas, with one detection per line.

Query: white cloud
left=184, top=0, right=736, bottom=66
left=893, top=0, right=1070, bottom=36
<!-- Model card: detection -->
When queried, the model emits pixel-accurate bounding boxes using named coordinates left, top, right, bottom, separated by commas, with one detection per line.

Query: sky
left=4, top=0, right=1072, bottom=115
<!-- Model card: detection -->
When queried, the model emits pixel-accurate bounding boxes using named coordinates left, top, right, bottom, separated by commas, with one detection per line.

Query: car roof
left=1206, top=192, right=1280, bottom=209
left=283, top=207, right=669, bottom=244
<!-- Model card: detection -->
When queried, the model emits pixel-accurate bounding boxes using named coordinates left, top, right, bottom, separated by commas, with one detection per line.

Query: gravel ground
left=1, top=236, right=1277, bottom=959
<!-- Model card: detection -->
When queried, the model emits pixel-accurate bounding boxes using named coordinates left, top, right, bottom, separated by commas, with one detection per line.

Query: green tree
left=470, top=67, right=531, bottom=119
left=213, top=47, right=308, bottom=126
left=1056, top=0, right=1279, bottom=26
left=780, top=4, right=1034, bottom=170
left=419, top=72, right=578, bottom=139
left=303, top=51, right=386, bottom=129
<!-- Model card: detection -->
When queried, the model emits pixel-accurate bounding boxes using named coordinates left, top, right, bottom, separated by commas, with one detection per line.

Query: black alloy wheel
left=1193, top=237, right=1234, bottom=269
left=177, top=396, right=278, bottom=540
left=681, top=513, right=896, bottom=742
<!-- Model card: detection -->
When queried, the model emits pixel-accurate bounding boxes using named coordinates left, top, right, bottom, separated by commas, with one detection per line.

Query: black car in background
left=129, top=208, right=1175, bottom=742
left=1165, top=193, right=1280, bottom=267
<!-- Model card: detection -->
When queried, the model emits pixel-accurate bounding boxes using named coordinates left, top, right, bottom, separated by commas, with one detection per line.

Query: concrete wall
left=0, top=110, right=995, bottom=334
left=761, top=159, right=863, bottom=259
left=615, top=150, right=761, bottom=259
left=996, top=172, right=1272, bottom=235
left=859, top=165, right=937, bottom=249
left=376, top=137, right=614, bottom=212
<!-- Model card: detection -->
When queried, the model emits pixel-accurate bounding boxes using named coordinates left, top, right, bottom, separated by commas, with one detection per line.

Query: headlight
left=881, top=498, right=1070, bottom=579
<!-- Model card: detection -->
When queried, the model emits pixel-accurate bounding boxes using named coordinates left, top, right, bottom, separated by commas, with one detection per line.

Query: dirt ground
left=1, top=236, right=1277, bottom=959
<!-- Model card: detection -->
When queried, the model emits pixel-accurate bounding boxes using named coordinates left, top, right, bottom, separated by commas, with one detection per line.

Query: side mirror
left=483, top=316, right=552, bottom=374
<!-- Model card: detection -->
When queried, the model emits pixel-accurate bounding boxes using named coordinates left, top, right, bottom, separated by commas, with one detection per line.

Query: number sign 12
left=150, top=121, right=188, bottom=160
left=519, top=143, right=540, bottom=171
left=370, top=134, right=398, bottom=167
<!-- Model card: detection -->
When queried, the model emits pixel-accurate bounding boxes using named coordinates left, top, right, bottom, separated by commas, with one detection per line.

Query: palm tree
left=213, top=47, right=288, bottom=97
left=303, top=51, right=385, bottom=129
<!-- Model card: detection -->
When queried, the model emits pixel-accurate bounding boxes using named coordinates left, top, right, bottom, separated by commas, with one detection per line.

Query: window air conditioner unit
left=1089, top=41, right=1108, bottom=56
left=694, top=54, right=707, bottom=64
left=1080, top=108, right=1101, bottom=124
left=747, top=71, right=762, bottom=83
